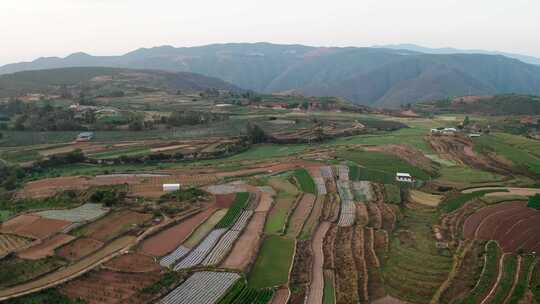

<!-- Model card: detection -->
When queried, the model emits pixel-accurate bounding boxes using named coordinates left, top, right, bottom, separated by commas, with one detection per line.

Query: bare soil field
left=60, top=268, right=161, bottom=304
left=334, top=227, right=359, bottom=303
left=463, top=201, right=540, bottom=252
left=104, top=253, right=161, bottom=273
left=17, top=176, right=90, bottom=199
left=215, top=193, right=237, bottom=208
left=18, top=234, right=75, bottom=260
left=0, top=234, right=32, bottom=257
left=290, top=240, right=313, bottom=286
left=139, top=207, right=216, bottom=256
left=57, top=237, right=104, bottom=261
left=6, top=217, right=71, bottom=240
left=286, top=193, right=316, bottom=238
left=409, top=190, right=443, bottom=207
left=256, top=192, right=274, bottom=212
left=0, top=214, right=41, bottom=234
left=222, top=211, right=267, bottom=271
left=306, top=222, right=330, bottom=304
left=79, top=210, right=152, bottom=242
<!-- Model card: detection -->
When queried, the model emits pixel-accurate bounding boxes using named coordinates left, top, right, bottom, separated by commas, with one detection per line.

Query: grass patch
left=292, top=168, right=316, bottom=194
left=0, top=256, right=66, bottom=288
left=0, top=210, right=12, bottom=222
left=323, top=270, right=336, bottom=304
left=491, top=254, right=518, bottom=303
left=440, top=190, right=505, bottom=213
left=248, top=235, right=295, bottom=289
left=264, top=193, right=297, bottom=235
left=227, top=144, right=307, bottom=161
left=460, top=241, right=501, bottom=303
left=338, top=150, right=431, bottom=182
left=89, top=146, right=150, bottom=159
left=382, top=205, right=453, bottom=303
left=384, top=184, right=401, bottom=204
left=527, top=194, right=540, bottom=211
left=215, top=192, right=250, bottom=228
left=348, top=165, right=359, bottom=181
left=438, top=166, right=504, bottom=184
left=3, top=288, right=84, bottom=304
left=0, top=190, right=80, bottom=215
left=507, top=255, right=536, bottom=304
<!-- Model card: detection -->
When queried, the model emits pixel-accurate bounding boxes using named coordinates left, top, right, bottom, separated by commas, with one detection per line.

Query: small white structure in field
left=163, top=184, right=181, bottom=192
left=468, top=133, right=481, bottom=138
left=396, top=172, right=413, bottom=183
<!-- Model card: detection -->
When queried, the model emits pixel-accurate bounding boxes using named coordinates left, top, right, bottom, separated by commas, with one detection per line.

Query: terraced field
left=382, top=204, right=453, bottom=303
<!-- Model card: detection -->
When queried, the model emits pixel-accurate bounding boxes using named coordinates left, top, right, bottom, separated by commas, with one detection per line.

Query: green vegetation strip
left=491, top=254, right=518, bottom=303
left=248, top=236, right=295, bottom=289
left=507, top=256, right=537, bottom=304
left=323, top=271, right=335, bottom=304
left=215, top=192, right=250, bottom=229
left=0, top=191, right=80, bottom=215
left=3, top=288, right=84, bottom=304
left=218, top=278, right=274, bottom=304
left=460, top=241, right=501, bottom=303
left=440, top=190, right=505, bottom=213
left=348, top=165, right=359, bottom=181
left=528, top=194, right=540, bottom=211
left=292, top=168, right=316, bottom=194
left=384, top=184, right=401, bottom=204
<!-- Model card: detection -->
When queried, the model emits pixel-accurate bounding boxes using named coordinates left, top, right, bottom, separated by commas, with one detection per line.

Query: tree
left=246, top=122, right=266, bottom=144
left=129, top=119, right=144, bottom=131
left=463, top=115, right=470, bottom=126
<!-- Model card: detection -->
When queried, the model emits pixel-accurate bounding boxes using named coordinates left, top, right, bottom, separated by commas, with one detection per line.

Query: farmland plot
left=201, top=211, right=253, bottom=266
left=0, top=234, right=32, bottom=257
left=78, top=210, right=152, bottom=242
left=160, top=245, right=190, bottom=268
left=18, top=234, right=75, bottom=260
left=320, top=166, right=333, bottom=179
left=36, top=203, right=108, bottom=223
left=337, top=181, right=355, bottom=227
left=352, top=181, right=374, bottom=202
left=159, top=271, right=240, bottom=304
left=173, top=228, right=227, bottom=270
left=336, top=165, right=349, bottom=181
left=314, top=177, right=327, bottom=195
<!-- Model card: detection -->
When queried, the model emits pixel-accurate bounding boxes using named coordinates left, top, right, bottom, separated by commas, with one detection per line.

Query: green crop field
left=440, top=190, right=505, bottom=213
left=438, top=166, right=504, bottom=184
left=215, top=192, right=250, bottom=228
left=382, top=204, right=453, bottom=303
left=0, top=257, right=66, bottom=288
left=338, top=150, right=432, bottom=182
left=226, top=144, right=307, bottom=161
left=264, top=193, right=297, bottom=235
left=292, top=168, right=316, bottom=194
left=460, top=241, right=502, bottom=303
left=248, top=236, right=295, bottom=289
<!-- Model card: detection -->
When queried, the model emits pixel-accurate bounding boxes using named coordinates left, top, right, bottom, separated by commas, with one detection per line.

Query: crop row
left=160, top=271, right=241, bottom=304
left=215, top=192, right=250, bottom=229
left=174, top=228, right=227, bottom=270
left=461, top=241, right=501, bottom=302
left=292, top=168, right=317, bottom=194
left=338, top=199, right=356, bottom=227
left=336, top=165, right=349, bottom=181
left=314, top=177, right=327, bottom=195
left=352, top=181, right=374, bottom=202
left=337, top=181, right=353, bottom=201
left=202, top=211, right=253, bottom=266
left=320, top=166, right=333, bottom=178
left=159, top=245, right=190, bottom=268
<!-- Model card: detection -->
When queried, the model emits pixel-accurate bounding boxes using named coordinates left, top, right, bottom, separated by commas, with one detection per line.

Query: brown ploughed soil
left=139, top=207, right=216, bottom=256
left=80, top=210, right=152, bottom=242
left=222, top=211, right=267, bottom=271
left=57, top=237, right=104, bottom=261
left=104, top=253, right=161, bottom=273
left=286, top=193, right=316, bottom=238
left=18, top=234, right=75, bottom=260
left=11, top=217, right=72, bottom=240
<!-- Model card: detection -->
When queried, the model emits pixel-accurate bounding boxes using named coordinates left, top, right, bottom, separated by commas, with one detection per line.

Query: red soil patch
left=81, top=210, right=152, bottom=242
left=57, top=237, right=104, bottom=261
left=256, top=192, right=273, bottom=212
left=222, top=211, right=267, bottom=271
left=139, top=207, right=216, bottom=256
left=104, top=253, right=161, bottom=273
left=18, top=234, right=75, bottom=260
left=18, top=176, right=90, bottom=198
left=215, top=193, right=237, bottom=208
left=463, top=201, right=540, bottom=252
left=0, top=214, right=40, bottom=235
left=7, top=217, right=71, bottom=240
left=60, top=269, right=161, bottom=304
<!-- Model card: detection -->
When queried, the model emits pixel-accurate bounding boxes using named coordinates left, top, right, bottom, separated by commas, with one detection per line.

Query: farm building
left=163, top=184, right=181, bottom=192
left=76, top=132, right=94, bottom=142
left=396, top=172, right=413, bottom=183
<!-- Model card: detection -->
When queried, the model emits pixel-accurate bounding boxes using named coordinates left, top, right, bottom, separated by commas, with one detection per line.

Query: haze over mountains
left=2, top=43, right=540, bottom=107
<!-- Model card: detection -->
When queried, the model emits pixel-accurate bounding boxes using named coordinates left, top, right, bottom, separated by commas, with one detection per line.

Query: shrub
left=527, top=194, right=540, bottom=210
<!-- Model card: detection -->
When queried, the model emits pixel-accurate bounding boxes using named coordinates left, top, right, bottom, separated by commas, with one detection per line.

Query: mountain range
left=2, top=42, right=540, bottom=107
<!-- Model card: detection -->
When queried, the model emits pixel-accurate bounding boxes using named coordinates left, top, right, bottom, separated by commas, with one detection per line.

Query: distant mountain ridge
left=375, top=43, right=540, bottom=66
left=2, top=42, right=540, bottom=107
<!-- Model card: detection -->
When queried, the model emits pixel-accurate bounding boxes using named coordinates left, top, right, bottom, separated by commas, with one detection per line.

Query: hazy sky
left=1, top=0, right=539, bottom=65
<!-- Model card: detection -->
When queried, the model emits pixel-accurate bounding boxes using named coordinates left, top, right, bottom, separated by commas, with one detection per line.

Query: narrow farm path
left=306, top=221, right=330, bottom=304
left=481, top=253, right=507, bottom=304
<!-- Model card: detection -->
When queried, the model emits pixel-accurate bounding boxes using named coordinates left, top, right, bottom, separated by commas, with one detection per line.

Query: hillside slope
left=0, top=67, right=240, bottom=97
left=2, top=43, right=540, bottom=107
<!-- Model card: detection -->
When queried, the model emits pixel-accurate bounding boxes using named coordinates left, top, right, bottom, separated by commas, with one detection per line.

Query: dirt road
left=306, top=222, right=331, bottom=304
